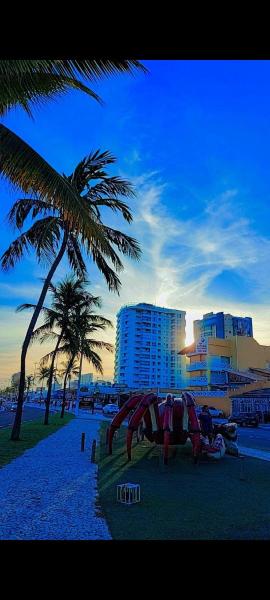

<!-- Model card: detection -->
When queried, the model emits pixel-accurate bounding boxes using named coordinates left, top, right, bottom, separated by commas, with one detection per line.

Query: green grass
left=97, top=422, right=270, bottom=540
left=0, top=413, right=74, bottom=469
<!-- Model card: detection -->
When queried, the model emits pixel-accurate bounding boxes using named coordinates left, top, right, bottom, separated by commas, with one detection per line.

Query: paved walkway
left=0, top=418, right=111, bottom=540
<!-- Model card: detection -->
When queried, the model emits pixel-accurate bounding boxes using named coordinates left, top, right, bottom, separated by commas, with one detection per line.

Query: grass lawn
left=97, top=422, right=270, bottom=540
left=0, top=413, right=74, bottom=469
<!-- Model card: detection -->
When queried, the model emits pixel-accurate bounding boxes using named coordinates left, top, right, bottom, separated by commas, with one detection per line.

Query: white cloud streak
left=1, top=171, right=270, bottom=380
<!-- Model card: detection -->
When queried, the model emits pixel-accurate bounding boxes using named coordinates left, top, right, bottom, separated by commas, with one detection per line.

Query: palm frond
left=69, top=150, right=116, bottom=193
left=0, top=125, right=111, bottom=246
left=89, top=176, right=135, bottom=199
left=8, top=198, right=55, bottom=229
left=82, top=346, right=103, bottom=375
left=84, top=339, right=114, bottom=352
left=102, top=226, right=141, bottom=261
left=0, top=72, right=103, bottom=116
left=1, top=217, right=62, bottom=270
left=0, top=60, right=147, bottom=116
left=87, top=196, right=133, bottom=223
left=87, top=245, right=122, bottom=293
left=66, top=235, right=87, bottom=278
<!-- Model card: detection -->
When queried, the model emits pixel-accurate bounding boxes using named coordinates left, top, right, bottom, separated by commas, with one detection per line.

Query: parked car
left=228, top=412, right=259, bottom=427
left=95, top=402, right=104, bottom=411
left=10, top=403, right=17, bottom=412
left=102, top=404, right=119, bottom=416
left=196, top=405, right=223, bottom=418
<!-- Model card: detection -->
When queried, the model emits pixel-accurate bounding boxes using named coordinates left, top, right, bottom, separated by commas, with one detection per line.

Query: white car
left=102, top=404, right=119, bottom=416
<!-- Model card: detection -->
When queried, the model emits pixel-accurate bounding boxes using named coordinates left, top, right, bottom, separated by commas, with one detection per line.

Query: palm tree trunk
left=75, top=349, right=83, bottom=416
left=11, top=232, right=68, bottom=441
left=44, top=334, right=63, bottom=425
left=60, top=355, right=75, bottom=418
left=60, top=370, right=69, bottom=419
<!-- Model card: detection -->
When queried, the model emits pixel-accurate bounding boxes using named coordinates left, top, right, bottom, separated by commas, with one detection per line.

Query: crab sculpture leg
left=108, top=393, right=144, bottom=454
left=181, top=392, right=201, bottom=462
left=127, top=393, right=159, bottom=460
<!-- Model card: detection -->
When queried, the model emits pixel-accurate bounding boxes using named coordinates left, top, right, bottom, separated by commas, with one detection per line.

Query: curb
left=238, top=446, right=270, bottom=462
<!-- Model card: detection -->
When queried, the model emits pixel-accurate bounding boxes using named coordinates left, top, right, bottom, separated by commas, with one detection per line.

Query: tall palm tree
left=2, top=151, right=140, bottom=439
left=40, top=285, right=113, bottom=418
left=18, top=276, right=112, bottom=424
left=0, top=59, right=145, bottom=440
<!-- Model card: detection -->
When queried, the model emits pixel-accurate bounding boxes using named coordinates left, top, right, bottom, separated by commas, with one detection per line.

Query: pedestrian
left=198, top=405, right=213, bottom=443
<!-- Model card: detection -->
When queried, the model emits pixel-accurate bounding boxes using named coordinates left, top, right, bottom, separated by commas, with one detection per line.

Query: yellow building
left=179, top=336, right=270, bottom=416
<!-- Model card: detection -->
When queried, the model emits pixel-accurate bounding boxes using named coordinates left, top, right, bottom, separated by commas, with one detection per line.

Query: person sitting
left=198, top=405, right=213, bottom=442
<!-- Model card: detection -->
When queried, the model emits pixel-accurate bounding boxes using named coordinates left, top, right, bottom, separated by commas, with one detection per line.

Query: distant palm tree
left=19, top=276, right=112, bottom=423
left=0, top=59, right=146, bottom=440
left=36, top=366, right=51, bottom=399
left=25, top=374, right=34, bottom=401
left=40, top=287, right=113, bottom=418
left=59, top=359, right=80, bottom=391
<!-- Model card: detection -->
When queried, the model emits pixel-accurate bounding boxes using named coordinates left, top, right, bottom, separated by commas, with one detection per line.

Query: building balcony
left=187, top=361, right=207, bottom=371
left=187, top=360, right=230, bottom=372
left=188, top=376, right=208, bottom=386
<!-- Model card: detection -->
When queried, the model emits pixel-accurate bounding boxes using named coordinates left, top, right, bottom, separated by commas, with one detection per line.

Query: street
left=0, top=407, right=269, bottom=454
left=237, top=426, right=270, bottom=452
left=0, top=406, right=46, bottom=429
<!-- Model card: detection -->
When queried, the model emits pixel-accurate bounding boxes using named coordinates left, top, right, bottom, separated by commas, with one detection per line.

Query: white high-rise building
left=114, top=303, right=186, bottom=389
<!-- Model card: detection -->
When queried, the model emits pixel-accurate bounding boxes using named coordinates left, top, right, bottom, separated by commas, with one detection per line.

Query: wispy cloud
left=1, top=170, right=270, bottom=380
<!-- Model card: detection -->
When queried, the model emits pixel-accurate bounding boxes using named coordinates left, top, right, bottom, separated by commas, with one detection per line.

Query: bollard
left=239, top=455, right=245, bottom=480
left=91, top=439, right=96, bottom=463
left=81, top=432, right=85, bottom=452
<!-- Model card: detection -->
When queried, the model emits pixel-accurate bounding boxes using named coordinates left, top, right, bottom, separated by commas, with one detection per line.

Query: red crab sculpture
left=108, top=391, right=207, bottom=464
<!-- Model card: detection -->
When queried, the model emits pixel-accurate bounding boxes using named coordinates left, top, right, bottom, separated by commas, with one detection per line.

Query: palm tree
left=40, top=290, right=113, bottom=419
left=0, top=59, right=145, bottom=440
left=2, top=151, right=140, bottom=439
left=18, top=276, right=112, bottom=424
left=25, top=374, right=34, bottom=401
left=59, top=359, right=80, bottom=392
left=36, top=366, right=51, bottom=400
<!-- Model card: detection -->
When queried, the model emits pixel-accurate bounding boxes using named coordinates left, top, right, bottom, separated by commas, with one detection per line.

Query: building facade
left=114, top=303, right=186, bottom=389
left=183, top=336, right=270, bottom=390
left=193, top=312, right=253, bottom=343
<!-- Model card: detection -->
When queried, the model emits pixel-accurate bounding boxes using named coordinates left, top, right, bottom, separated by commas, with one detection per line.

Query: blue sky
left=1, top=60, right=270, bottom=383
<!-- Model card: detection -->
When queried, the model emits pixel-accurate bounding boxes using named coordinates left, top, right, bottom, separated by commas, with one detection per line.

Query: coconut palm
left=41, top=295, right=113, bottom=418
left=36, top=366, right=51, bottom=399
left=25, top=374, right=34, bottom=401
left=59, top=359, right=80, bottom=391
left=2, top=150, right=140, bottom=439
left=18, top=276, right=112, bottom=424
left=0, top=59, right=145, bottom=440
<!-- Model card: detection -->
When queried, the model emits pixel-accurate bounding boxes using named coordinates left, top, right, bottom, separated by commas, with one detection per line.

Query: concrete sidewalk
left=0, top=418, right=111, bottom=540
